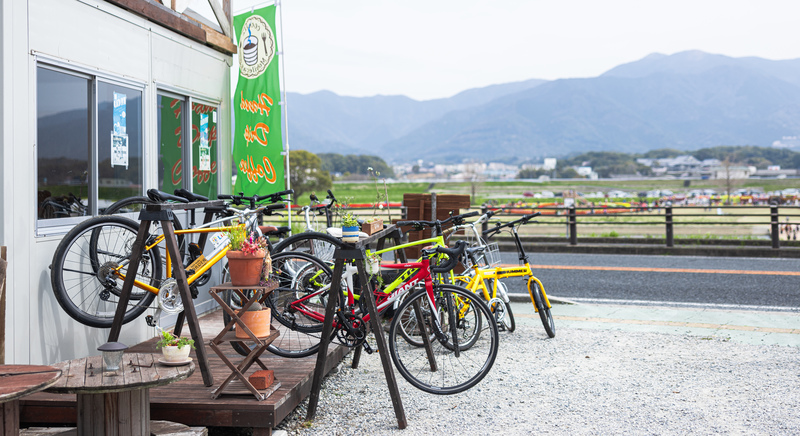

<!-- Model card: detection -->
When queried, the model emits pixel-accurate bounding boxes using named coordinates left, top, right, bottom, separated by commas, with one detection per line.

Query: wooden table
left=0, top=365, right=62, bottom=435
left=46, top=353, right=193, bottom=435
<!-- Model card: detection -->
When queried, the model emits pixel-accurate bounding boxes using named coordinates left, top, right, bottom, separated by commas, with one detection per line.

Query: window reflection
left=97, top=82, right=143, bottom=210
left=36, top=68, right=91, bottom=219
left=191, top=103, right=218, bottom=199
left=158, top=95, right=184, bottom=192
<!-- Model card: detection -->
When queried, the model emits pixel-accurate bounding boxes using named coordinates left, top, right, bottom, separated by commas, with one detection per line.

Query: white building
left=1, top=0, right=235, bottom=364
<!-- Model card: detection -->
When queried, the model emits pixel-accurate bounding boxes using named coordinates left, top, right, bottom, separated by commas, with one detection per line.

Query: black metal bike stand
left=305, top=226, right=408, bottom=429
left=107, top=200, right=224, bottom=387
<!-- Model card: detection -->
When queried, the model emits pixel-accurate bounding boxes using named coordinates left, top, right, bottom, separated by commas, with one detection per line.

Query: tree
left=289, top=150, right=332, bottom=203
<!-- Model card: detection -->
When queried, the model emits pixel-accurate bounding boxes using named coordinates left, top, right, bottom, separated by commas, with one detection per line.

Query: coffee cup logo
left=238, top=16, right=275, bottom=79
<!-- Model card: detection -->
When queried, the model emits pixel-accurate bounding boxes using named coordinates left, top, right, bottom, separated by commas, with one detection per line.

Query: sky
left=219, top=0, right=800, bottom=101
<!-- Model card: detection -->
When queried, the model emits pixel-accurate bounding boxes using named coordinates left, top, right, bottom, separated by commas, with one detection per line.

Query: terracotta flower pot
left=226, top=250, right=265, bottom=286
left=236, top=308, right=272, bottom=339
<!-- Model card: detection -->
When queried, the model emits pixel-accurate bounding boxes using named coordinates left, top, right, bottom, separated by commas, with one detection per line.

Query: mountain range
left=286, top=51, right=800, bottom=163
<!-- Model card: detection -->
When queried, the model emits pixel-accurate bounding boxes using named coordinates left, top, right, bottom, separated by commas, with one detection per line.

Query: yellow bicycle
left=452, top=211, right=555, bottom=337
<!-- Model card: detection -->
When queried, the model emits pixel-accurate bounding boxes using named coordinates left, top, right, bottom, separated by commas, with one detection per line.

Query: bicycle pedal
left=145, top=315, right=157, bottom=327
left=362, top=342, right=374, bottom=354
left=190, top=284, right=199, bottom=299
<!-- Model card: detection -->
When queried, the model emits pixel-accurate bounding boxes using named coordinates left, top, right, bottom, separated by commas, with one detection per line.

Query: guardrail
left=478, top=204, right=800, bottom=249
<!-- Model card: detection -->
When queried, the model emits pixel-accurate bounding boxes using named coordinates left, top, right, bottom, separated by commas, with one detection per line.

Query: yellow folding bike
left=452, top=211, right=555, bottom=337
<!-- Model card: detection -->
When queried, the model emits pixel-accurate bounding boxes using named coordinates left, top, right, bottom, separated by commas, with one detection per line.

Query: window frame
left=34, top=57, right=146, bottom=236
left=155, top=86, right=221, bottom=195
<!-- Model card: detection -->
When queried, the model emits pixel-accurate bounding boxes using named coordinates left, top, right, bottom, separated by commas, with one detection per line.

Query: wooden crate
left=399, top=194, right=471, bottom=259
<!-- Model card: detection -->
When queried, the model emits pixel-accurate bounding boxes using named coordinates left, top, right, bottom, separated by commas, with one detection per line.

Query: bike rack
left=306, top=225, right=419, bottom=429
left=107, top=200, right=225, bottom=387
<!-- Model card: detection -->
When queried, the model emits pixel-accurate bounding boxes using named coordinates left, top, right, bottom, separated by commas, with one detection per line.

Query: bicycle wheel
left=388, top=284, right=499, bottom=395
left=225, top=251, right=334, bottom=358
left=502, top=298, right=516, bottom=332
left=50, top=216, right=161, bottom=328
left=529, top=279, right=555, bottom=338
left=272, top=231, right=344, bottom=263
left=487, top=278, right=515, bottom=332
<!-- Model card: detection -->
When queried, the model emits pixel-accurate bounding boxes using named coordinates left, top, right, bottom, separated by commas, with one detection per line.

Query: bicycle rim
left=262, top=251, right=334, bottom=357
left=272, top=232, right=344, bottom=264
left=50, top=216, right=160, bottom=328
left=388, top=284, right=499, bottom=395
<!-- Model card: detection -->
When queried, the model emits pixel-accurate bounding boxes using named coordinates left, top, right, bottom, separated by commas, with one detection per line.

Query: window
left=36, top=68, right=91, bottom=221
left=36, top=64, right=144, bottom=232
left=156, top=94, right=218, bottom=199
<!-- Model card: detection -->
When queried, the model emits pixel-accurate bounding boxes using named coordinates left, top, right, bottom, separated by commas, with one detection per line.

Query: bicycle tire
left=271, top=231, right=344, bottom=263
left=50, top=215, right=161, bottom=328
left=529, top=279, right=555, bottom=338
left=388, top=284, right=499, bottom=395
left=225, top=251, right=335, bottom=358
left=503, top=298, right=516, bottom=332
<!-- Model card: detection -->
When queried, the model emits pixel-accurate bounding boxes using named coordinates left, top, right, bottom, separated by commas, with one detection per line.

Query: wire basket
left=482, top=242, right=501, bottom=267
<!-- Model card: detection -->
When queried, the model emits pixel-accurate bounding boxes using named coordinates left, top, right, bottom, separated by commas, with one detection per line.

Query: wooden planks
left=400, top=194, right=471, bottom=258
left=20, top=310, right=347, bottom=432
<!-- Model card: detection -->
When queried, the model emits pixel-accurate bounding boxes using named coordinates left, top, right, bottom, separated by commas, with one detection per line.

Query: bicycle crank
left=335, top=310, right=366, bottom=347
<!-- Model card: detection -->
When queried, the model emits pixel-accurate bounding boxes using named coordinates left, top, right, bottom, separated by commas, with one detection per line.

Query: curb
left=507, top=292, right=576, bottom=305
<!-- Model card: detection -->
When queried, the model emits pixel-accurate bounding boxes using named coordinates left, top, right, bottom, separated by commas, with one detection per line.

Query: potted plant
left=156, top=330, right=195, bottom=362
left=225, top=223, right=267, bottom=286
left=235, top=300, right=272, bottom=339
left=341, top=212, right=360, bottom=243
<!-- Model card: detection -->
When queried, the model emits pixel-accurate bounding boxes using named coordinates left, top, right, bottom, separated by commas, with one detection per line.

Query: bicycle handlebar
left=396, top=211, right=480, bottom=230
left=422, top=240, right=467, bottom=273
left=482, top=212, right=541, bottom=238
left=218, top=189, right=294, bottom=208
left=147, top=189, right=189, bottom=203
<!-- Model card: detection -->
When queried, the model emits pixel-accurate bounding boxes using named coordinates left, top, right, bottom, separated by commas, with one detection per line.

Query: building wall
left=0, top=0, right=232, bottom=364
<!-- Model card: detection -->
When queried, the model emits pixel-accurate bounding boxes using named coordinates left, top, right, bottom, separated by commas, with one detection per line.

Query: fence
left=479, top=204, right=800, bottom=249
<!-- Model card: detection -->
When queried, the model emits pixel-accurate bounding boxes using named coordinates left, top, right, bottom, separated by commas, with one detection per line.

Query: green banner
left=232, top=5, right=285, bottom=196
left=159, top=96, right=183, bottom=193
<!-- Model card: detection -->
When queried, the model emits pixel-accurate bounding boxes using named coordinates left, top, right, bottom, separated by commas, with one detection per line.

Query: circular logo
left=238, top=15, right=276, bottom=79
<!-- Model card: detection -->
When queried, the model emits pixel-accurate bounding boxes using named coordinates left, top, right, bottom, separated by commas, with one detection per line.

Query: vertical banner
left=233, top=5, right=285, bottom=196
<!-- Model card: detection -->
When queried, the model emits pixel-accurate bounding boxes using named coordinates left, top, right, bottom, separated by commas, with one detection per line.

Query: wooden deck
left=19, top=309, right=347, bottom=435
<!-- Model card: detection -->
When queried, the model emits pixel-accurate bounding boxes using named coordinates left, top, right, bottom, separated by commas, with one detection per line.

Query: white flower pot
left=161, top=345, right=191, bottom=362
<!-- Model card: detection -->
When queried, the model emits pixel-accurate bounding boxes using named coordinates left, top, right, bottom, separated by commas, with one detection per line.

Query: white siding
left=0, top=0, right=232, bottom=365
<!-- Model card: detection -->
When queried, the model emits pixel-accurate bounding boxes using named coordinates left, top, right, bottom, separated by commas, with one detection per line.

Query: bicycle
left=455, top=211, right=555, bottom=338
left=267, top=239, right=499, bottom=394
left=49, top=189, right=289, bottom=329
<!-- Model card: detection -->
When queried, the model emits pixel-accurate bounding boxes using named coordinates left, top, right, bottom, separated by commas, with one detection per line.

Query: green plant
left=226, top=223, right=247, bottom=251
left=366, top=252, right=384, bottom=288
left=156, top=330, right=195, bottom=349
left=226, top=222, right=267, bottom=254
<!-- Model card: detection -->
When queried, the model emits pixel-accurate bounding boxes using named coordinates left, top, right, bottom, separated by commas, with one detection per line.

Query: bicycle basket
left=483, top=242, right=501, bottom=267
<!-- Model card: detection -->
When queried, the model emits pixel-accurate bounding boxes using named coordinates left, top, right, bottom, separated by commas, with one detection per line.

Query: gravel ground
left=275, top=325, right=800, bottom=435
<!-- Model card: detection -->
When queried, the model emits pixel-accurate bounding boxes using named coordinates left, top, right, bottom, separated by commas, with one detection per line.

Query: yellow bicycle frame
left=454, top=262, right=552, bottom=312
left=112, top=225, right=239, bottom=294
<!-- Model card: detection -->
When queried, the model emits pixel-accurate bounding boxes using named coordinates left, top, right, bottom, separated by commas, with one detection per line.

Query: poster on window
left=113, top=92, right=126, bottom=135
left=199, top=113, right=211, bottom=171
left=232, top=5, right=285, bottom=197
left=111, top=132, right=129, bottom=168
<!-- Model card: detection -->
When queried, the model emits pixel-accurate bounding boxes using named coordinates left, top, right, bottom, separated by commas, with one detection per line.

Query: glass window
left=97, top=82, right=143, bottom=208
left=36, top=68, right=91, bottom=220
left=158, top=95, right=185, bottom=192
left=191, top=102, right=218, bottom=199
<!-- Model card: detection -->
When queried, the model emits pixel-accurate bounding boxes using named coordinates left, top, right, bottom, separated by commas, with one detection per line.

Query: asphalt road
left=498, top=251, right=800, bottom=309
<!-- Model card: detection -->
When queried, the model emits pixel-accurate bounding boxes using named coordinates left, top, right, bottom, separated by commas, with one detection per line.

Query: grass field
left=288, top=179, right=800, bottom=240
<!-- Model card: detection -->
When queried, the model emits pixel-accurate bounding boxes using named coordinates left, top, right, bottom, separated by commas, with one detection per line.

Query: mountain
left=286, top=79, right=547, bottom=154
left=288, top=51, right=800, bottom=163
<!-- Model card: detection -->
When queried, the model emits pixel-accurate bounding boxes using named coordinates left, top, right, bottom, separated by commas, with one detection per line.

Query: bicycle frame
left=110, top=205, right=268, bottom=294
